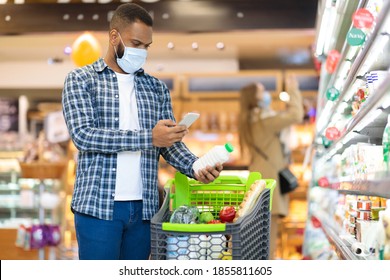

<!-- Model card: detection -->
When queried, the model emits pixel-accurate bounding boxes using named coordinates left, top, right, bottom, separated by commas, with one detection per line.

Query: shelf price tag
left=325, top=126, right=341, bottom=141
left=317, top=176, right=330, bottom=187
left=347, top=28, right=366, bottom=46
left=326, top=87, right=340, bottom=101
left=325, top=50, right=341, bottom=73
left=352, top=8, right=374, bottom=29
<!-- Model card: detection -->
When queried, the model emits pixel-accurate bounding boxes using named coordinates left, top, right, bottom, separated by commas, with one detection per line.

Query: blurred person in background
left=62, top=3, right=222, bottom=260
left=238, top=76, right=304, bottom=259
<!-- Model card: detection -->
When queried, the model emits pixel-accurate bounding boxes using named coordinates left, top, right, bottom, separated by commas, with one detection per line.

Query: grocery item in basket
left=169, top=205, right=199, bottom=224
left=219, top=206, right=236, bottom=223
left=199, top=211, right=214, bottom=223
left=208, top=219, right=222, bottom=224
left=233, top=179, right=266, bottom=222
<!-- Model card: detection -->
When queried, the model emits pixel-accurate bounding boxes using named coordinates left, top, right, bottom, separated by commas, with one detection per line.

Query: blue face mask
left=258, top=91, right=272, bottom=109
left=115, top=33, right=147, bottom=74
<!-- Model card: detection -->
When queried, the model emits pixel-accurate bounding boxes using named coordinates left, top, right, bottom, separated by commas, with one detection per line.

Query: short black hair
left=110, top=3, right=153, bottom=31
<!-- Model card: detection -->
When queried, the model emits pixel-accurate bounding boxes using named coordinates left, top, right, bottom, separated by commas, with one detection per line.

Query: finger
left=170, top=132, right=187, bottom=143
left=202, top=168, right=217, bottom=183
left=195, top=170, right=206, bottom=182
left=159, top=119, right=176, bottom=127
left=208, top=168, right=220, bottom=178
left=171, top=125, right=188, bottom=133
left=214, top=163, right=223, bottom=172
left=202, top=166, right=219, bottom=179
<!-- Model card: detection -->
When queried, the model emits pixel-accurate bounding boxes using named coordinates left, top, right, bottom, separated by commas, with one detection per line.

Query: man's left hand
left=194, top=163, right=223, bottom=184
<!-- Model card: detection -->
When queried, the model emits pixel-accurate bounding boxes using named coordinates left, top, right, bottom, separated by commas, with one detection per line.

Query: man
left=62, top=3, right=222, bottom=260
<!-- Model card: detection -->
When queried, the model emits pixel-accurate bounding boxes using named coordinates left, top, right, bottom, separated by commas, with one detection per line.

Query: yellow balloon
left=71, top=32, right=102, bottom=67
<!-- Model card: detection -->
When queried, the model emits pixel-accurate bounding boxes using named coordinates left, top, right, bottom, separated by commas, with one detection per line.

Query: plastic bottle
left=193, top=143, right=234, bottom=174
left=382, top=115, right=390, bottom=172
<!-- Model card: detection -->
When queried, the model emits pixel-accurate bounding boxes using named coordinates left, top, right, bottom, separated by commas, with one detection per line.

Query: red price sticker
left=352, top=8, right=374, bottom=29
left=318, top=177, right=330, bottom=187
left=325, top=126, right=341, bottom=140
left=325, top=50, right=341, bottom=73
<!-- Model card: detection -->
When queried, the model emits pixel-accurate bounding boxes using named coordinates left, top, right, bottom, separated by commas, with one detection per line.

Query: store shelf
left=307, top=0, right=390, bottom=261
left=0, top=184, right=19, bottom=192
left=0, top=152, right=23, bottom=160
left=316, top=75, right=390, bottom=164
left=316, top=0, right=390, bottom=137
left=331, top=172, right=390, bottom=198
left=313, top=214, right=367, bottom=260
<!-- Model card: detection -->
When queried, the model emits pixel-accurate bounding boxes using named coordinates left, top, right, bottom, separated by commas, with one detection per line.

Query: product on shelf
left=382, top=115, right=390, bottom=171
left=379, top=200, right=390, bottom=260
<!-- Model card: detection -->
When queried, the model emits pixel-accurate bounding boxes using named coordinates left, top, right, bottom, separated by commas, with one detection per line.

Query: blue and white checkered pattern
left=62, top=58, right=197, bottom=220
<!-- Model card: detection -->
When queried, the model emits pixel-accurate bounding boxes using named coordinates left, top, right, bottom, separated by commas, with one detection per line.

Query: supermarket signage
left=0, top=98, right=18, bottom=133
left=352, top=8, right=374, bottom=29
left=347, top=28, right=366, bottom=46
left=326, top=87, right=340, bottom=101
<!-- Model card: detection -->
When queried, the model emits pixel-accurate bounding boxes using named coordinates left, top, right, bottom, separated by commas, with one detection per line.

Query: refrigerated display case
left=304, top=0, right=390, bottom=260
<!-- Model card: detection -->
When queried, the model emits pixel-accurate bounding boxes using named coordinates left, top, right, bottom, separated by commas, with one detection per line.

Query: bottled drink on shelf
left=193, top=143, right=234, bottom=174
left=382, top=115, right=390, bottom=172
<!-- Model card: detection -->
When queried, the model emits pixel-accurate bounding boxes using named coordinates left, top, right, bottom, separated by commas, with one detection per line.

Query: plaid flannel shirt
left=62, top=58, right=197, bottom=220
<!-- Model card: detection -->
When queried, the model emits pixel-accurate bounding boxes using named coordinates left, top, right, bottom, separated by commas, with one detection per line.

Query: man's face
left=115, top=20, right=153, bottom=56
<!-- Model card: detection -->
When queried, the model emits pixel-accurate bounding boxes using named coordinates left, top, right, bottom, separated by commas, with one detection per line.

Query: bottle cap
left=224, top=143, right=234, bottom=153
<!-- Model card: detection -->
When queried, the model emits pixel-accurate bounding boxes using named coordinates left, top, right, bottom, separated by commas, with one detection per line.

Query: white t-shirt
left=114, top=72, right=142, bottom=201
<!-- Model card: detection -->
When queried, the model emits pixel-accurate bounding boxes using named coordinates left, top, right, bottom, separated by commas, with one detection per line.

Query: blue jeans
left=74, top=200, right=151, bottom=260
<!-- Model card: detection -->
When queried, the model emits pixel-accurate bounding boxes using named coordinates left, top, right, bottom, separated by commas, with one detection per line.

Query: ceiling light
left=140, top=0, right=160, bottom=3
left=216, top=42, right=225, bottom=50
left=5, top=15, right=11, bottom=21
left=192, top=42, right=199, bottom=50
left=64, top=46, right=72, bottom=55
left=167, top=42, right=174, bottom=50
left=162, top=13, right=170, bottom=20
left=279, top=91, right=290, bottom=102
left=237, top=12, right=244, bottom=18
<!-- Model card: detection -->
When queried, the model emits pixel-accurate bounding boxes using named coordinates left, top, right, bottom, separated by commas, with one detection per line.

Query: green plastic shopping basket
left=150, top=171, right=275, bottom=260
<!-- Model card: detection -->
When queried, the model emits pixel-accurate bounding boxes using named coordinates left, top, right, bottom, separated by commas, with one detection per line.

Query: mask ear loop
left=113, top=31, right=125, bottom=59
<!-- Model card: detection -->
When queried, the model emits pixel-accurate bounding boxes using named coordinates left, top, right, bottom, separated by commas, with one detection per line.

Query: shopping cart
left=150, top=171, right=275, bottom=260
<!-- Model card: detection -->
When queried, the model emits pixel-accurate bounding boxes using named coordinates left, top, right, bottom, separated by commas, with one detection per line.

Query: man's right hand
left=152, top=119, right=188, bottom=147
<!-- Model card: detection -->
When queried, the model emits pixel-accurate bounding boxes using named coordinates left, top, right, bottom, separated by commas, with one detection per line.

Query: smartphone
left=178, top=112, right=200, bottom=128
